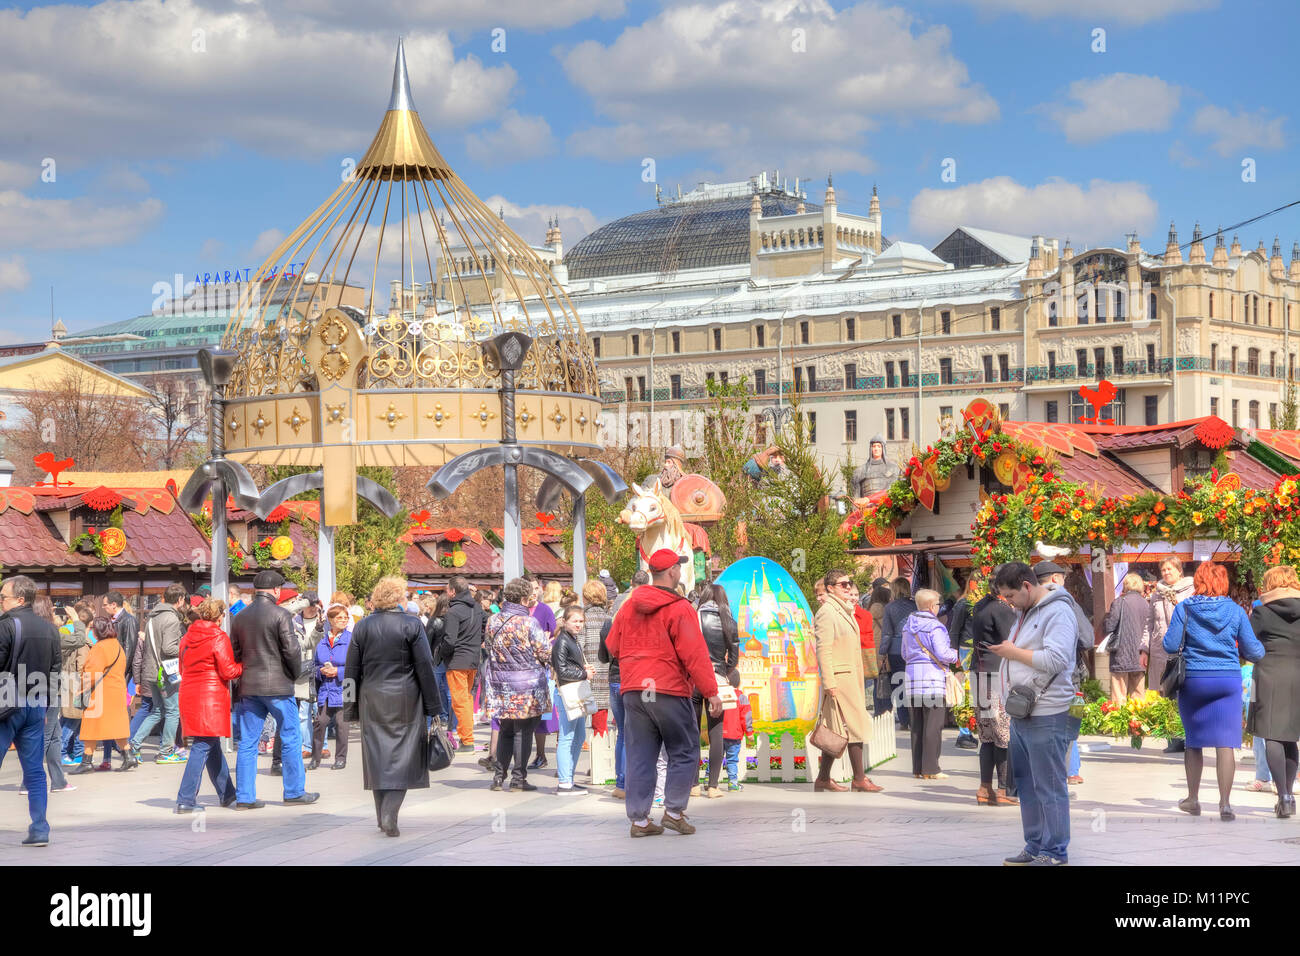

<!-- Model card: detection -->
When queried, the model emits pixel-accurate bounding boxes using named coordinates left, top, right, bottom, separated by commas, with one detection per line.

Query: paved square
left=4, top=733, right=1298, bottom=865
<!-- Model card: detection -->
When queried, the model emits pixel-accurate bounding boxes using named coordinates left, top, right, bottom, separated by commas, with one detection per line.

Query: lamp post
left=481, top=330, right=533, bottom=580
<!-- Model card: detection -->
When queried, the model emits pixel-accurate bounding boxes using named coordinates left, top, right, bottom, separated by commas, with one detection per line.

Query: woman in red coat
left=174, top=599, right=242, bottom=813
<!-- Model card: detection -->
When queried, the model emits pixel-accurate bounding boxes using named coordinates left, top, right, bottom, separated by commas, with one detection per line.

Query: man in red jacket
left=605, top=548, right=722, bottom=837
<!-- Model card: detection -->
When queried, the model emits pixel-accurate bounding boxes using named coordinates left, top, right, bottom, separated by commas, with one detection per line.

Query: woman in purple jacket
left=309, top=604, right=352, bottom=771
left=902, top=589, right=959, bottom=779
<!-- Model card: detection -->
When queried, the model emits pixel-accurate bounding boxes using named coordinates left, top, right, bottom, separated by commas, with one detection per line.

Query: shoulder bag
left=557, top=642, right=598, bottom=720
left=1159, top=614, right=1188, bottom=698
left=1097, top=598, right=1123, bottom=655
left=1002, top=616, right=1054, bottom=720
left=148, top=619, right=181, bottom=690
left=75, top=641, right=122, bottom=712
left=808, top=691, right=848, bottom=758
left=915, top=629, right=964, bottom=707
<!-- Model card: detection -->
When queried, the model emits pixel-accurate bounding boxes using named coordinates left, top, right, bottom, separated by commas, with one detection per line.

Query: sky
left=1, top=0, right=1296, bottom=341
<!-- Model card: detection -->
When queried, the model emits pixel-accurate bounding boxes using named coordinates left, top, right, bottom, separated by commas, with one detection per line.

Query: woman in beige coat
left=812, top=569, right=883, bottom=793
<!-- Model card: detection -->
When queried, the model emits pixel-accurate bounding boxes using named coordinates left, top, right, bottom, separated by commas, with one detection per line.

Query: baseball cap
left=646, top=548, right=689, bottom=573
left=1033, top=561, right=1066, bottom=579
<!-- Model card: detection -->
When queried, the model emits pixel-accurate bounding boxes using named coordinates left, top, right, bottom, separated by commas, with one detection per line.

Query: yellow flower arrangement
left=1070, top=508, right=1083, bottom=521
left=1192, top=511, right=1204, bottom=525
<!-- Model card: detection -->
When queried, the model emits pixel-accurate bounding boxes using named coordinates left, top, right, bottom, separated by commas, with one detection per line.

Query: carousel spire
left=355, top=37, right=451, bottom=179
left=388, top=36, right=415, bottom=112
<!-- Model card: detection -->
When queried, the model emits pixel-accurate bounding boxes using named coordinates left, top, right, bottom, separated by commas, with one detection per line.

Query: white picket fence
left=586, top=712, right=898, bottom=786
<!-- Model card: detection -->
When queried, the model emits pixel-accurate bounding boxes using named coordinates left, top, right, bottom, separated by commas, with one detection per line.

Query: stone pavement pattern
left=4, top=733, right=1299, bottom=865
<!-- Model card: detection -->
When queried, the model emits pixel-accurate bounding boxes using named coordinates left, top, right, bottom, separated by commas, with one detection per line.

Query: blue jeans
left=1009, top=711, right=1073, bottom=863
left=235, top=696, right=306, bottom=803
left=177, top=736, right=236, bottom=807
left=0, top=706, right=50, bottom=840
left=130, top=685, right=180, bottom=757
left=723, top=738, right=742, bottom=784
left=608, top=681, right=626, bottom=789
left=622, top=691, right=697, bottom=822
left=60, top=717, right=83, bottom=761
left=1067, top=741, right=1080, bottom=777
left=554, top=684, right=586, bottom=786
left=433, top=663, right=456, bottom=736
left=128, top=694, right=154, bottom=745
left=1254, top=735, right=1272, bottom=782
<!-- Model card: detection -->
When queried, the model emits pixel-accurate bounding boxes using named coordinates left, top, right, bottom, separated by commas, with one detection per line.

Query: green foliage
left=1272, top=378, right=1298, bottom=429
left=743, top=392, right=850, bottom=605
left=335, top=466, right=408, bottom=599
left=560, top=446, right=656, bottom=588
left=698, top=377, right=760, bottom=567
left=69, top=531, right=110, bottom=568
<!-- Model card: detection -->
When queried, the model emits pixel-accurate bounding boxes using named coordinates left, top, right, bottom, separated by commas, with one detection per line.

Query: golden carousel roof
left=219, top=40, right=601, bottom=470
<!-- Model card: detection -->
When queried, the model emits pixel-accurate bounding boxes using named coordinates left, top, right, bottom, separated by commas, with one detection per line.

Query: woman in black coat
left=344, top=576, right=441, bottom=837
left=1247, top=565, right=1300, bottom=818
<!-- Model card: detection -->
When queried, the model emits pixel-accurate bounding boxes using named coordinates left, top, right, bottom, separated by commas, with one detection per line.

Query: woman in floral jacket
left=483, top=577, right=553, bottom=792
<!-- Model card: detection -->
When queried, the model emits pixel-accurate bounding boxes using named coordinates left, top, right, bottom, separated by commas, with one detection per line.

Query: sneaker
left=689, top=785, right=701, bottom=797
left=612, top=788, right=626, bottom=799
left=156, top=753, right=185, bottom=765
left=527, top=756, right=547, bottom=770
left=630, top=819, right=664, bottom=838
left=515, top=780, right=538, bottom=792
left=257, top=741, right=269, bottom=755
left=705, top=787, right=725, bottom=798
left=1002, top=851, right=1036, bottom=866
left=457, top=743, right=475, bottom=754
left=955, top=736, right=979, bottom=750
left=22, top=833, right=49, bottom=847
left=51, top=783, right=77, bottom=793
left=727, top=782, right=744, bottom=792
left=1029, top=854, right=1068, bottom=866
left=660, top=812, right=696, bottom=835
left=652, top=796, right=664, bottom=807
left=1067, top=775, right=1084, bottom=785
left=61, top=757, right=80, bottom=767
left=556, top=784, right=588, bottom=796
left=1245, top=779, right=1273, bottom=792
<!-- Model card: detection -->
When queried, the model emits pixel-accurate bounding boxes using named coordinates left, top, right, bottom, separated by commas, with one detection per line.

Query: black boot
left=490, top=772, right=507, bottom=792
left=117, top=753, right=138, bottom=772
left=270, top=759, right=282, bottom=776
left=73, top=757, right=97, bottom=775
left=1164, top=738, right=1185, bottom=754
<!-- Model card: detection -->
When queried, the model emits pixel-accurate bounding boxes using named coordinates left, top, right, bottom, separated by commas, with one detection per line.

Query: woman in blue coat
left=310, top=604, right=352, bottom=771
left=1163, top=562, right=1264, bottom=821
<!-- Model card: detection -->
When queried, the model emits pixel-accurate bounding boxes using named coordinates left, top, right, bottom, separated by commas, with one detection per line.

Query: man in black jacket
left=971, top=585, right=1020, bottom=801
left=229, top=570, right=319, bottom=809
left=438, top=576, right=482, bottom=754
left=0, top=574, right=62, bottom=845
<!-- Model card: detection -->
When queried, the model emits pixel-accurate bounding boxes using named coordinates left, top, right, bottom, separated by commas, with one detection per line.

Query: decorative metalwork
left=517, top=404, right=533, bottom=427
left=283, top=406, right=307, bottom=435
left=549, top=404, right=567, bottom=431
left=474, top=402, right=496, bottom=429
left=576, top=412, right=589, bottom=433
left=379, top=403, right=406, bottom=429
left=427, top=402, right=447, bottom=428
left=324, top=403, right=345, bottom=424
left=251, top=410, right=270, bottom=436
left=228, top=417, right=241, bottom=434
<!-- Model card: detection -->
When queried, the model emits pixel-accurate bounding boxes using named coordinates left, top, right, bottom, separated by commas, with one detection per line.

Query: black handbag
left=1160, top=622, right=1188, bottom=697
left=427, top=719, right=454, bottom=772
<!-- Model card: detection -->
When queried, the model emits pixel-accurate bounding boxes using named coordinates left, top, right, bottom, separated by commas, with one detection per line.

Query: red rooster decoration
left=33, top=452, right=75, bottom=487
left=535, top=511, right=557, bottom=532
left=1077, top=380, right=1117, bottom=425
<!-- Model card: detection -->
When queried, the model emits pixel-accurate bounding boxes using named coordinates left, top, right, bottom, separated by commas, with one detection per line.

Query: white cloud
left=249, top=228, right=287, bottom=260
left=1191, top=105, right=1286, bottom=157
left=465, top=111, right=556, bottom=165
left=561, top=0, right=996, bottom=169
left=1041, top=74, right=1180, bottom=143
left=908, top=176, right=1159, bottom=247
left=0, top=0, right=519, bottom=168
left=0, top=190, right=164, bottom=250
left=92, top=163, right=152, bottom=194
left=478, top=194, right=599, bottom=247
left=0, top=257, right=31, bottom=293
left=0, top=161, right=37, bottom=190
left=953, top=0, right=1217, bottom=24
left=196, top=0, right=626, bottom=31
left=199, top=238, right=225, bottom=259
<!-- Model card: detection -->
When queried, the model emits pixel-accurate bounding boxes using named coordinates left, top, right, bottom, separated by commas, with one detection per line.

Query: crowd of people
left=1, top=550, right=1297, bottom=859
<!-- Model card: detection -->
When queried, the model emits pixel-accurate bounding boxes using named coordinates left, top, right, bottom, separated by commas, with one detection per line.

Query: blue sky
left=1, top=0, right=1295, bottom=340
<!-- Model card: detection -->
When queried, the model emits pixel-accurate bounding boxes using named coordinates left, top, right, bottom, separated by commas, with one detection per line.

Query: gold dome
left=219, top=39, right=601, bottom=472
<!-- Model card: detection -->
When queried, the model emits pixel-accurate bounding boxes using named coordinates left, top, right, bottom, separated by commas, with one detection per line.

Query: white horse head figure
left=619, top=478, right=696, bottom=593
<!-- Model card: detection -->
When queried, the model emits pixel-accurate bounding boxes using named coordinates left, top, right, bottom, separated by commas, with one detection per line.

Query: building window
left=885, top=360, right=896, bottom=388
left=1078, top=293, right=1089, bottom=324
left=1292, top=353, right=1297, bottom=378
left=1045, top=400, right=1059, bottom=423
left=1231, top=346, right=1239, bottom=374
left=1231, top=399, right=1239, bottom=427
left=806, top=366, right=816, bottom=392
left=799, top=321, right=809, bottom=344
left=1271, top=403, right=1279, bottom=426
left=1076, top=348, right=1089, bottom=375
left=892, top=314, right=902, bottom=338
left=1096, top=290, right=1107, bottom=323
left=885, top=408, right=896, bottom=440
left=756, top=325, right=765, bottom=348
left=793, top=367, right=804, bottom=392
left=1146, top=344, right=1156, bottom=373
left=1211, top=343, right=1218, bottom=370
left=1112, top=346, right=1124, bottom=373
left=753, top=369, right=766, bottom=394
left=631, top=334, right=640, bottom=356
left=720, top=370, right=728, bottom=386
left=845, top=410, right=858, bottom=443
left=1208, top=292, right=1214, bottom=318
left=706, top=371, right=715, bottom=384
left=673, top=331, right=681, bottom=353
left=844, top=363, right=857, bottom=390
left=637, top=376, right=646, bottom=401
left=710, top=328, right=720, bottom=351
left=983, top=354, right=994, bottom=382
left=1069, top=387, right=1126, bottom=425
left=1048, top=351, right=1057, bottom=378
left=1094, top=347, right=1106, bottom=376
left=624, top=376, right=633, bottom=400
left=1270, top=351, right=1278, bottom=377
left=900, top=360, right=910, bottom=387
left=671, top=418, right=681, bottom=445
left=1249, top=400, right=1260, bottom=429
left=939, top=357, right=952, bottom=384
left=998, top=403, right=1010, bottom=419
left=940, top=405, right=953, bottom=420
left=998, top=354, right=1009, bottom=382
left=1145, top=395, right=1159, bottom=426
left=1248, top=348, right=1260, bottom=375
left=1254, top=296, right=1260, bottom=325
left=806, top=412, right=817, bottom=443
left=941, top=311, right=951, bottom=335
left=1148, top=292, right=1157, bottom=323
left=1210, top=396, right=1219, bottom=418
left=991, top=307, right=1001, bottom=331
left=670, top=375, right=681, bottom=399
left=1048, top=301, right=1058, bottom=327
left=845, top=317, right=856, bottom=341
left=592, top=336, right=601, bottom=358
left=1116, top=287, right=1126, bottom=321
left=900, top=407, right=910, bottom=440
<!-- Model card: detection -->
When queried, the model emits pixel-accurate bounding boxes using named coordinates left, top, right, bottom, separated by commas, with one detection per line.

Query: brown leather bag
left=809, top=691, right=848, bottom=758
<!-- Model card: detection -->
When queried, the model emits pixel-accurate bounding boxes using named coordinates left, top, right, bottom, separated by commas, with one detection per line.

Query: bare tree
left=3, top=367, right=151, bottom=484
left=137, top=373, right=205, bottom=468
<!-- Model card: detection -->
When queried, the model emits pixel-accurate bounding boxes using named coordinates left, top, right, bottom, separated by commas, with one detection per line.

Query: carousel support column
left=571, top=493, right=588, bottom=596
left=501, top=366, right=524, bottom=581
left=208, top=366, right=230, bottom=625
left=317, top=522, right=337, bottom=602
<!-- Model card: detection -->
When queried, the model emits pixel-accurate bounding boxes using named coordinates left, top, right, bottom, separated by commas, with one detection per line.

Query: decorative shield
left=865, top=522, right=897, bottom=548
left=1214, top=472, right=1241, bottom=491
left=962, top=398, right=998, bottom=441
left=993, top=451, right=1018, bottom=486
left=910, top=460, right=937, bottom=511
left=1011, top=461, right=1034, bottom=493
left=270, top=535, right=294, bottom=560
left=99, top=527, right=126, bottom=558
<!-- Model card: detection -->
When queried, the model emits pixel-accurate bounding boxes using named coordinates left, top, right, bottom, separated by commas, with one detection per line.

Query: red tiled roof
left=1224, top=449, right=1285, bottom=490
left=1053, top=452, right=1153, bottom=497
left=0, top=504, right=209, bottom=571
left=522, top=542, right=571, bottom=575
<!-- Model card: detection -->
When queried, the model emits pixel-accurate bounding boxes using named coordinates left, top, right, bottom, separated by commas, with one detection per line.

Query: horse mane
left=655, top=487, right=688, bottom=546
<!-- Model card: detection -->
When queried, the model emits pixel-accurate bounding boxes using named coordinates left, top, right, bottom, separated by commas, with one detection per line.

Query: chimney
left=869, top=183, right=880, bottom=221
left=1188, top=222, right=1206, bottom=264
left=1230, top=234, right=1242, bottom=257
left=1163, top=222, right=1182, bottom=265
left=1290, top=242, right=1300, bottom=281
left=1212, top=228, right=1228, bottom=268
left=1256, top=238, right=1267, bottom=258
left=1270, top=236, right=1285, bottom=278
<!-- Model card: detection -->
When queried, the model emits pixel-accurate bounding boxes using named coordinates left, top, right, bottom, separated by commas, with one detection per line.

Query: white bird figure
left=1034, top=540, right=1073, bottom=560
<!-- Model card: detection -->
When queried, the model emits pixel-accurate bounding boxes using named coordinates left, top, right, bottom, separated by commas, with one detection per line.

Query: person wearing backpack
left=128, top=584, right=187, bottom=764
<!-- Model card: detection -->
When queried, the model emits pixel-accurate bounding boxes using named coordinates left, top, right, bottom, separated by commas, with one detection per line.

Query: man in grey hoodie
left=989, top=562, right=1078, bottom=866
left=128, top=584, right=188, bottom=762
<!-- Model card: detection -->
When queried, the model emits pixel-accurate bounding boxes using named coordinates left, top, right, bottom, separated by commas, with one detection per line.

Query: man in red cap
left=605, top=547, right=722, bottom=838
